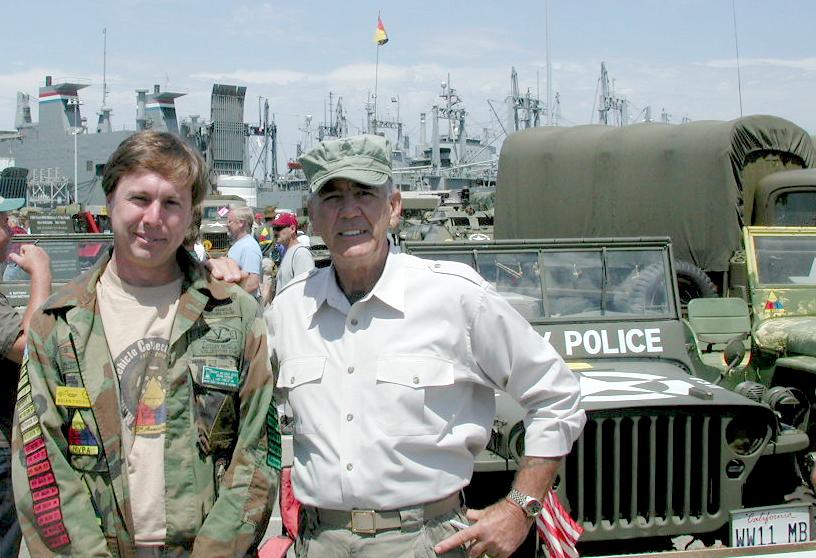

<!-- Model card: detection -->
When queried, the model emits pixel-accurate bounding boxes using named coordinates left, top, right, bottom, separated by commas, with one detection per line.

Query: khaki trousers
left=295, top=504, right=469, bottom=558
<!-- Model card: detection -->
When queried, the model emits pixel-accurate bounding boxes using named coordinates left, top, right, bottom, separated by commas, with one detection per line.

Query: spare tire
left=673, top=259, right=718, bottom=303
left=617, top=260, right=717, bottom=313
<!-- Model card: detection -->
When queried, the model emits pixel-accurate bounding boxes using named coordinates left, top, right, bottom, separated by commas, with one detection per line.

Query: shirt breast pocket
left=189, top=357, right=240, bottom=455
left=277, top=356, right=326, bottom=435
left=374, top=356, right=455, bottom=436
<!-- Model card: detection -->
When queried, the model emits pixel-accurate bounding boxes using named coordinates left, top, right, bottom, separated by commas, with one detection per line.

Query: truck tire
left=673, top=259, right=718, bottom=303
left=619, top=260, right=717, bottom=313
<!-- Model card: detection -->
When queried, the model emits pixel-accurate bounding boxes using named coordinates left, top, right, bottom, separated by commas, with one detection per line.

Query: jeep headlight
left=725, top=414, right=769, bottom=456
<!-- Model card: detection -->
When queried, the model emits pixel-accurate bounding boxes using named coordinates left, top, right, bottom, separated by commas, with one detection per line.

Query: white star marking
left=789, top=258, right=816, bottom=285
left=579, top=371, right=698, bottom=403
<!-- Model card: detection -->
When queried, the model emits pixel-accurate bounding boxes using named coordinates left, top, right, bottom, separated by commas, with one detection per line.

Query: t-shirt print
left=114, top=337, right=170, bottom=437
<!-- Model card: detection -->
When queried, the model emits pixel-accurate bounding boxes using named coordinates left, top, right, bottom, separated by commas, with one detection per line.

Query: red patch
left=26, top=448, right=48, bottom=467
left=40, top=522, right=66, bottom=538
left=45, top=533, right=71, bottom=548
left=29, top=472, right=56, bottom=489
left=36, top=509, right=62, bottom=527
left=24, top=437, right=45, bottom=455
left=33, top=497, right=61, bottom=514
left=27, top=459, right=52, bottom=477
left=32, top=486, right=60, bottom=502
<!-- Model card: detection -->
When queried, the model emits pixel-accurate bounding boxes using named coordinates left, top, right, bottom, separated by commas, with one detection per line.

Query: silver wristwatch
left=506, top=488, right=543, bottom=517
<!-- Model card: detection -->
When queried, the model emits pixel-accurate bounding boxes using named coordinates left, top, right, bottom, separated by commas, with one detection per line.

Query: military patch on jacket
left=16, top=363, right=71, bottom=549
left=266, top=403, right=282, bottom=471
left=68, top=411, right=100, bottom=456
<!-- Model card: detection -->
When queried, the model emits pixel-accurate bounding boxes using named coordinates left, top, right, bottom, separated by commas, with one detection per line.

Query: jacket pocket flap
left=277, top=356, right=326, bottom=389
left=375, top=355, right=454, bottom=388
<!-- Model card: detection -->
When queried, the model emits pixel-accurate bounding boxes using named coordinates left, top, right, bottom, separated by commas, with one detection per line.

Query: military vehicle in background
left=403, top=237, right=803, bottom=549
left=199, top=194, right=248, bottom=257
left=685, top=227, right=816, bottom=487
left=397, top=188, right=494, bottom=242
left=495, top=115, right=816, bottom=301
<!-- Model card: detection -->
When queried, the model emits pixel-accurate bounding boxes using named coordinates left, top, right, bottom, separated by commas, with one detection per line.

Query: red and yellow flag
left=373, top=15, right=388, bottom=45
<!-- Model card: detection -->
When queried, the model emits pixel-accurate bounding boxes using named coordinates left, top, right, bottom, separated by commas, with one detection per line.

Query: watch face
left=525, top=499, right=543, bottom=516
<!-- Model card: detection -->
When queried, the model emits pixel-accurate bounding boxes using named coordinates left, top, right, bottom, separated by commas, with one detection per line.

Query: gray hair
left=230, top=206, right=255, bottom=233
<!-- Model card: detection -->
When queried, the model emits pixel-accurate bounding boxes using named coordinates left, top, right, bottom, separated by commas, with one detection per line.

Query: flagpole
left=373, top=45, right=380, bottom=133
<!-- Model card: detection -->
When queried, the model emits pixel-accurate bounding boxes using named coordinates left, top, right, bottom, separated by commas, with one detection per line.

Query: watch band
left=506, top=488, right=543, bottom=517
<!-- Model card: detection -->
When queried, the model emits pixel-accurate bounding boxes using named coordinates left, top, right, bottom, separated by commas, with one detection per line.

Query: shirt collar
left=304, top=251, right=405, bottom=318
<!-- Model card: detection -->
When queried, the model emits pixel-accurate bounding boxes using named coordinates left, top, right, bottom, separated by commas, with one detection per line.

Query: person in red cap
left=272, top=212, right=314, bottom=294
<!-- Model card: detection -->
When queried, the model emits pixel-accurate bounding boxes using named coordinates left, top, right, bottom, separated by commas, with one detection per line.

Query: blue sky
left=3, top=0, right=815, bottom=168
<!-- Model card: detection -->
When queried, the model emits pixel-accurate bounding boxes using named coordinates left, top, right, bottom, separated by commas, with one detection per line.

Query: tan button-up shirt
left=265, top=252, right=584, bottom=510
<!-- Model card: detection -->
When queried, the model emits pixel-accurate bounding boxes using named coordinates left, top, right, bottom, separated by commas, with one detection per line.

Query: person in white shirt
left=265, top=134, right=585, bottom=558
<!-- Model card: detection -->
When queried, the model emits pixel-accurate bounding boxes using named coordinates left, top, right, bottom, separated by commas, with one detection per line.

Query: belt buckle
left=350, top=509, right=377, bottom=534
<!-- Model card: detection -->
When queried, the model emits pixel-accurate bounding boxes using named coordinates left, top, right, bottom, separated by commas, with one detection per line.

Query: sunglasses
left=272, top=226, right=286, bottom=231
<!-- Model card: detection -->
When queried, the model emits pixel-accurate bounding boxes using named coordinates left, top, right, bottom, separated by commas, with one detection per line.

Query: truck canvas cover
left=496, top=116, right=816, bottom=272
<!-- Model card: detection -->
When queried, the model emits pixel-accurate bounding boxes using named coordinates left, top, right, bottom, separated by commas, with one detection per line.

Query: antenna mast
left=102, top=28, right=108, bottom=107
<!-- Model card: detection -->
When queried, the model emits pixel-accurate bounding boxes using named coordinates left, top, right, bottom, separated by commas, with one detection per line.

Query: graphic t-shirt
left=97, top=264, right=182, bottom=548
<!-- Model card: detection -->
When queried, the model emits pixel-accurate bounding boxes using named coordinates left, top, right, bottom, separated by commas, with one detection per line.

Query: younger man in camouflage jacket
left=11, top=131, right=280, bottom=557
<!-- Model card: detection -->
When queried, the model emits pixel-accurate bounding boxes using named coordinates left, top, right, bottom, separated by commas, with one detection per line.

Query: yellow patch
left=55, top=386, right=92, bottom=408
left=68, top=445, right=99, bottom=456
left=567, top=362, right=593, bottom=370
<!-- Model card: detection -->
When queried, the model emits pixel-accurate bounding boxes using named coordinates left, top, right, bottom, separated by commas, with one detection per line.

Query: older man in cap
left=265, top=134, right=584, bottom=558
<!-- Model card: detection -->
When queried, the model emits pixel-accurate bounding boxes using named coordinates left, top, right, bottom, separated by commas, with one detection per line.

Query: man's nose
left=143, top=201, right=163, bottom=224
left=338, top=194, right=362, bottom=218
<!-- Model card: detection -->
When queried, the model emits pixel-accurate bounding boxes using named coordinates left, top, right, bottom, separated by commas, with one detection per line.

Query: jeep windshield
left=403, top=239, right=676, bottom=322
left=751, top=233, right=816, bottom=286
left=773, top=191, right=816, bottom=226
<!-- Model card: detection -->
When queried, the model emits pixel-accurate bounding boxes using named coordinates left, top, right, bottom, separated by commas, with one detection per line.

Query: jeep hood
left=755, top=316, right=816, bottom=356
left=569, top=360, right=763, bottom=412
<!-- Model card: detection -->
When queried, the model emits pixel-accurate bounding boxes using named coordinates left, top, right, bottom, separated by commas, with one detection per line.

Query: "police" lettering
left=544, top=328, right=663, bottom=356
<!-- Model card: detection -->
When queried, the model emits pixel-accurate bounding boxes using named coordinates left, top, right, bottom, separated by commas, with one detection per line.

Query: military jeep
left=403, top=237, right=795, bottom=546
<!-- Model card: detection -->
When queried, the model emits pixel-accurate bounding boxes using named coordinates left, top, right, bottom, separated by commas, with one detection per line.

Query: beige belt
left=313, top=492, right=461, bottom=534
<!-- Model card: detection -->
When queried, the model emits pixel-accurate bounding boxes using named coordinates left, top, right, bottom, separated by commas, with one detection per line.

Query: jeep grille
left=565, top=411, right=725, bottom=540
left=203, top=232, right=230, bottom=253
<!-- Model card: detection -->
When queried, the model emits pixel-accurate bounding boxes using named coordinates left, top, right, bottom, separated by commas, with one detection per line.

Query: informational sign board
left=28, top=214, right=74, bottom=234
left=731, top=503, right=811, bottom=548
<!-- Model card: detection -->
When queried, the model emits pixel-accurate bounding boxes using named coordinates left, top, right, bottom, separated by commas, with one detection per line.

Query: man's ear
left=388, top=190, right=403, bottom=229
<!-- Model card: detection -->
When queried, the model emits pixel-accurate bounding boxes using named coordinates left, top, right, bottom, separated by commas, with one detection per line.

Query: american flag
left=536, top=491, right=583, bottom=558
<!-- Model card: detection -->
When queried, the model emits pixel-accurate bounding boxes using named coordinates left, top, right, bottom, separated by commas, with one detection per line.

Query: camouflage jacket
left=12, top=248, right=281, bottom=557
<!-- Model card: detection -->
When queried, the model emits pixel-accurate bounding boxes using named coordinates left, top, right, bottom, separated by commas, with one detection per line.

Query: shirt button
left=290, top=376, right=295, bottom=384
left=346, top=463, right=354, bottom=471
left=347, top=366, right=355, bottom=374
left=350, top=318, right=359, bottom=326
left=346, top=413, right=354, bottom=421
left=412, top=376, right=420, bottom=384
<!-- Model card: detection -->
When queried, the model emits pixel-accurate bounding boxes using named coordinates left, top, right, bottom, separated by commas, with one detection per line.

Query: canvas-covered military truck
left=403, top=238, right=803, bottom=548
left=495, top=116, right=816, bottom=300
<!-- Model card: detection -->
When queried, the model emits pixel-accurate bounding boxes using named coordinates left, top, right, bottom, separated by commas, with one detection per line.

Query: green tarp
left=496, top=115, right=816, bottom=272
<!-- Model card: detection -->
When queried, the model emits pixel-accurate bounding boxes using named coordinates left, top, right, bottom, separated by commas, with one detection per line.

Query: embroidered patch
left=16, top=365, right=71, bottom=550
left=68, top=412, right=99, bottom=456
left=201, top=366, right=241, bottom=390
left=55, top=386, right=92, bottom=408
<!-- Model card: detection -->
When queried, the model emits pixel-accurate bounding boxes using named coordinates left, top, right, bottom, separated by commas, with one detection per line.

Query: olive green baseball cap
left=299, top=134, right=392, bottom=193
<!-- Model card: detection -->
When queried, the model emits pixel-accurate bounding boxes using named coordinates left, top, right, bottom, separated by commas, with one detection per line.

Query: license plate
left=730, top=503, right=811, bottom=547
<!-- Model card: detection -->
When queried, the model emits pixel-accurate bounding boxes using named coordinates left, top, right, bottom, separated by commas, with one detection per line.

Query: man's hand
left=9, top=244, right=51, bottom=278
left=204, top=257, right=247, bottom=284
left=434, top=499, right=532, bottom=558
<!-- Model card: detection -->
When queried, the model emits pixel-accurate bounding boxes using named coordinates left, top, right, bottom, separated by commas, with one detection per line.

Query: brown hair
left=102, top=131, right=210, bottom=205
left=183, top=204, right=203, bottom=248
